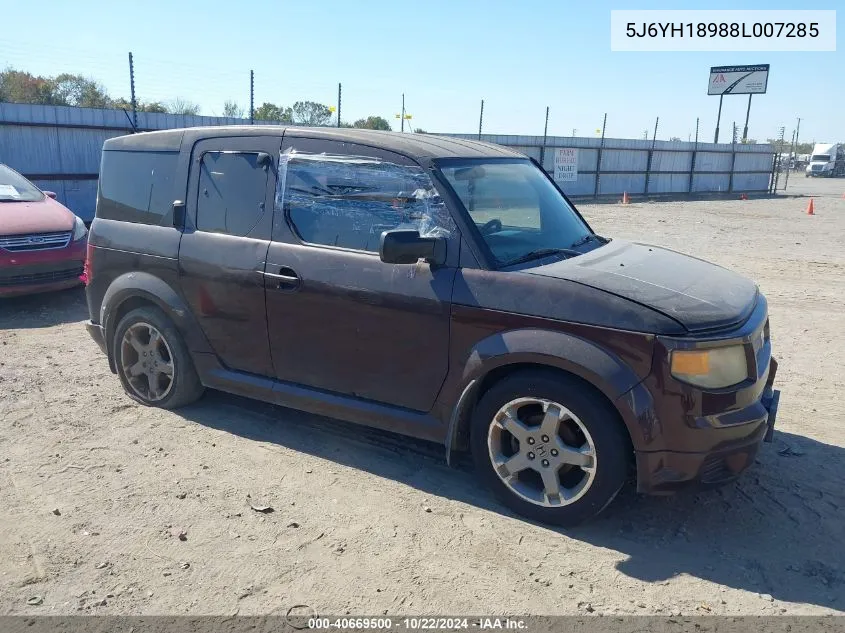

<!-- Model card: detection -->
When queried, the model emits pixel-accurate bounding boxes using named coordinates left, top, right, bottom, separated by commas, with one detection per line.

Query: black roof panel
left=103, top=126, right=524, bottom=160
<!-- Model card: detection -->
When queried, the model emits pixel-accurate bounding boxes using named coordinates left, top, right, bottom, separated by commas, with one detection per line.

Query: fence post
left=478, top=99, right=484, bottom=140
left=540, top=106, right=549, bottom=169
left=689, top=117, right=699, bottom=193
left=769, top=153, right=777, bottom=194
left=128, top=52, right=137, bottom=130
left=728, top=122, right=737, bottom=193
left=771, top=126, right=785, bottom=192
left=594, top=113, right=607, bottom=198
left=249, top=70, right=254, bottom=125
left=645, top=116, right=659, bottom=195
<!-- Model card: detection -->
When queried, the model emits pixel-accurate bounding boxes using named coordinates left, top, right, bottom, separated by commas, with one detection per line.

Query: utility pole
left=337, top=83, right=342, bottom=128
left=128, top=52, right=137, bottom=130
left=401, top=93, right=405, bottom=132
left=249, top=70, right=254, bottom=124
left=478, top=99, right=484, bottom=140
left=785, top=117, right=801, bottom=190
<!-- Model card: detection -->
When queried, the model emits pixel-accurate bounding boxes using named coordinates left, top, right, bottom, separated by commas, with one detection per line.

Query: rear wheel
left=470, top=371, right=630, bottom=526
left=113, top=306, right=204, bottom=409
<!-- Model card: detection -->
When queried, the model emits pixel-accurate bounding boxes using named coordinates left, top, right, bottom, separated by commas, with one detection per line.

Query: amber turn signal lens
left=671, top=350, right=710, bottom=375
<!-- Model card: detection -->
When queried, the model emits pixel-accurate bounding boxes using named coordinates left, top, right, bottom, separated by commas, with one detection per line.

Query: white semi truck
left=805, top=143, right=845, bottom=177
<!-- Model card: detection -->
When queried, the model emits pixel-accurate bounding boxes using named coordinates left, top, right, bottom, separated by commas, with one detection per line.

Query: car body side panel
left=85, top=218, right=183, bottom=324
left=265, top=135, right=457, bottom=413
left=98, top=268, right=215, bottom=369
left=176, top=136, right=280, bottom=377
left=434, top=302, right=656, bottom=451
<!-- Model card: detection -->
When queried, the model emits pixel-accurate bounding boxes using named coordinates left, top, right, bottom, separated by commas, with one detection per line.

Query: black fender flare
left=100, top=271, right=212, bottom=370
left=444, top=328, right=651, bottom=464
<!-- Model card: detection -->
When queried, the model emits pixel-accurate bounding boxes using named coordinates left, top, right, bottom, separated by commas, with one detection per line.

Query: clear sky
left=0, top=0, right=840, bottom=143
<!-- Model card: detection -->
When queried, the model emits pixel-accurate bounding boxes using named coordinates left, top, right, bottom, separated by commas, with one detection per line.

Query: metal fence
left=0, top=102, right=775, bottom=221
left=449, top=134, right=775, bottom=198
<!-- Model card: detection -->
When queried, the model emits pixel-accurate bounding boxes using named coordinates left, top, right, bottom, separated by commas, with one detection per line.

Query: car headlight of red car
left=72, top=216, right=88, bottom=241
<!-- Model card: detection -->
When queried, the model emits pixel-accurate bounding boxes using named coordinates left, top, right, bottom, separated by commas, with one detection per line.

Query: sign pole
left=742, top=94, right=752, bottom=142
left=714, top=94, right=723, bottom=144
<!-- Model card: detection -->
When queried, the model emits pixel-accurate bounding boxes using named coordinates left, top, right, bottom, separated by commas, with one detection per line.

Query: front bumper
left=0, top=239, right=86, bottom=298
left=637, top=359, right=780, bottom=494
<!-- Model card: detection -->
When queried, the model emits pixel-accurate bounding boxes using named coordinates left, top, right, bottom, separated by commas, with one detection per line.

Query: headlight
left=670, top=345, right=748, bottom=389
left=72, top=216, right=88, bottom=241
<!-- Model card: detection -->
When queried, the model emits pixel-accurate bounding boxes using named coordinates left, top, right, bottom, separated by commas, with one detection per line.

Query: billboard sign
left=554, top=148, right=578, bottom=182
left=708, top=64, right=769, bottom=95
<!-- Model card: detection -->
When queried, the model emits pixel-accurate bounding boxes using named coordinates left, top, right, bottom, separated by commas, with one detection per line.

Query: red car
left=0, top=164, right=88, bottom=298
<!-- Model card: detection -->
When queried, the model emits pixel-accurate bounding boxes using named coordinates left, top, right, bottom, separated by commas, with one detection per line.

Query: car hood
left=522, top=240, right=758, bottom=333
left=0, top=197, right=75, bottom=235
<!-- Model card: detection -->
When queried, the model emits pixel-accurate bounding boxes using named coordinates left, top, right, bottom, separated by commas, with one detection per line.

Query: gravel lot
left=1, top=177, right=844, bottom=617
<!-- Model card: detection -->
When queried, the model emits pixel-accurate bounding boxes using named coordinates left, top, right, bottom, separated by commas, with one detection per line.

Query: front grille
left=0, top=266, right=83, bottom=287
left=0, top=231, right=72, bottom=252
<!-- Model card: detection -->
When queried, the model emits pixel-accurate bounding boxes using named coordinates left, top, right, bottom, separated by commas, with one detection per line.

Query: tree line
left=0, top=68, right=401, bottom=130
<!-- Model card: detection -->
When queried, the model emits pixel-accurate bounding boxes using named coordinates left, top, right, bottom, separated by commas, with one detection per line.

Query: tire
left=470, top=370, right=630, bottom=527
left=112, top=306, right=205, bottom=409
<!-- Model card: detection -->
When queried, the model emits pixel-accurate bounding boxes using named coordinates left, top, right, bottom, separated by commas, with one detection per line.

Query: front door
left=264, top=136, right=458, bottom=412
left=178, top=136, right=281, bottom=376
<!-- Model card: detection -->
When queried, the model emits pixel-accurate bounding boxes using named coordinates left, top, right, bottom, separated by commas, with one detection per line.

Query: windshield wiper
left=570, top=233, right=610, bottom=248
left=570, top=234, right=595, bottom=248
left=499, top=248, right=580, bottom=268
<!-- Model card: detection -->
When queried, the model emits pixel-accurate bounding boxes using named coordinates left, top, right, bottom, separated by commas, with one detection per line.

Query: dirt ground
left=1, top=177, right=844, bottom=617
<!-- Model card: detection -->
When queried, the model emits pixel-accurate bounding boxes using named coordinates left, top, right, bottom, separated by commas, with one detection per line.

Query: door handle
left=263, top=266, right=300, bottom=289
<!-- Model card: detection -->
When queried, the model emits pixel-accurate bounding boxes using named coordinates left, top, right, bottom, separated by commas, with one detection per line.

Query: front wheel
left=470, top=371, right=631, bottom=526
left=113, top=306, right=205, bottom=409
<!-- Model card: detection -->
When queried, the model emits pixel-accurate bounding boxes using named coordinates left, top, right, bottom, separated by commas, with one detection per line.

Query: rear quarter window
left=98, top=150, right=179, bottom=224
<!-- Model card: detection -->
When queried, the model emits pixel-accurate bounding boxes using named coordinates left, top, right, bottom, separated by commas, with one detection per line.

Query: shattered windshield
left=0, top=164, right=45, bottom=202
left=437, top=158, right=595, bottom=267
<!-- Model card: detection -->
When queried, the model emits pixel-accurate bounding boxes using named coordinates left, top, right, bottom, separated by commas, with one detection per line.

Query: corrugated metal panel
left=559, top=174, right=596, bottom=197
left=651, top=151, right=693, bottom=173
left=694, top=152, right=734, bottom=173
left=599, top=174, right=647, bottom=196
left=1, top=103, right=777, bottom=223
left=601, top=149, right=649, bottom=172
left=30, top=179, right=99, bottom=221
left=692, top=174, right=732, bottom=192
left=648, top=173, right=692, bottom=194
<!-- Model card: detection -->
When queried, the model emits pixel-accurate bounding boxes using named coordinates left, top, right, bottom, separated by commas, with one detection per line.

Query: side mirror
left=43, top=191, right=57, bottom=199
left=379, top=229, right=446, bottom=266
left=256, top=152, right=272, bottom=170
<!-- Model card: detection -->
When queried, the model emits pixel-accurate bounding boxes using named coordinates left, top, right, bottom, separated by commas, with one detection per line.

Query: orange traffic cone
left=621, top=191, right=630, bottom=205
left=806, top=198, right=815, bottom=215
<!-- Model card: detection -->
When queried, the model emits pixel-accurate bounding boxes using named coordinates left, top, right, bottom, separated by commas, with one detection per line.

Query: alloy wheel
left=120, top=322, right=175, bottom=402
left=487, top=397, right=597, bottom=507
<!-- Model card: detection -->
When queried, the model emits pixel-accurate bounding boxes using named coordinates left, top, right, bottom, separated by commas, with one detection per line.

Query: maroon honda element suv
left=84, top=127, right=780, bottom=525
